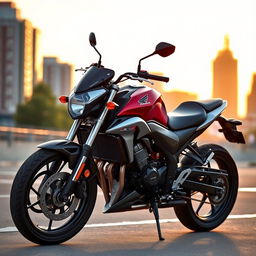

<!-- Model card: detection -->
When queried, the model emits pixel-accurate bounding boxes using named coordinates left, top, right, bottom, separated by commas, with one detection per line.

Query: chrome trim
left=126, top=74, right=154, bottom=85
left=131, top=204, right=148, bottom=209
left=86, top=89, right=118, bottom=146
left=203, top=152, right=215, bottom=165
left=172, top=168, right=191, bottom=191
left=106, top=162, right=114, bottom=194
left=66, top=119, right=82, bottom=141
left=97, top=161, right=110, bottom=203
left=196, top=101, right=227, bottom=131
left=72, top=88, right=118, bottom=182
left=107, top=165, right=125, bottom=208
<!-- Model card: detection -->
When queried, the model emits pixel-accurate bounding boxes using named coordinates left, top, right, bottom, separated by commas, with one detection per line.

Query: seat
left=185, top=98, right=223, bottom=112
left=168, top=102, right=207, bottom=130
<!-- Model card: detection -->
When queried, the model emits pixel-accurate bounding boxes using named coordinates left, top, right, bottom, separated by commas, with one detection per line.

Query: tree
left=15, top=82, right=72, bottom=130
left=55, top=104, right=73, bottom=130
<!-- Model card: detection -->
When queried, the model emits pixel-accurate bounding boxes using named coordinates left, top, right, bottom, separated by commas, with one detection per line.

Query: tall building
left=212, top=36, right=238, bottom=118
left=0, top=2, right=42, bottom=122
left=43, top=57, right=73, bottom=98
left=32, top=28, right=42, bottom=88
left=247, top=73, right=256, bottom=118
left=244, top=73, right=256, bottom=133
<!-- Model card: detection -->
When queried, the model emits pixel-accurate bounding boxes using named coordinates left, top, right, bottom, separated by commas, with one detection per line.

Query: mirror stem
left=93, top=46, right=102, bottom=67
left=137, top=53, right=155, bottom=73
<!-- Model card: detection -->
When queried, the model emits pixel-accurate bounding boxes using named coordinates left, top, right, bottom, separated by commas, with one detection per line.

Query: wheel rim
left=25, top=155, right=89, bottom=233
left=188, top=157, right=230, bottom=222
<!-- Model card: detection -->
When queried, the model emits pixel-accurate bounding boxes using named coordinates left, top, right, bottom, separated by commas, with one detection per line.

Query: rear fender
left=217, top=116, right=245, bottom=144
left=38, top=140, right=81, bottom=169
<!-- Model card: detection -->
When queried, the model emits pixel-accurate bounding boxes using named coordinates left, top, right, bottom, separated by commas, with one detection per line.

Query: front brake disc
left=39, top=172, right=79, bottom=221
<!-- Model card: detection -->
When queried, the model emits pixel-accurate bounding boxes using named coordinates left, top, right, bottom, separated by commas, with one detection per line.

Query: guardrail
left=0, top=126, right=68, bottom=144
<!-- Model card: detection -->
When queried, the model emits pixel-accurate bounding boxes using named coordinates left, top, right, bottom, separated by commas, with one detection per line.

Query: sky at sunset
left=4, top=0, right=256, bottom=117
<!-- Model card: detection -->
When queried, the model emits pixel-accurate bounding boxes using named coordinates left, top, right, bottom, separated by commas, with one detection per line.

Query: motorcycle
left=10, top=33, right=245, bottom=244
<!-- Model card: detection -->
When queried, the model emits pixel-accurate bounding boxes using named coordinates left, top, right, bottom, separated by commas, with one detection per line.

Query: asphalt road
left=0, top=162, right=255, bottom=256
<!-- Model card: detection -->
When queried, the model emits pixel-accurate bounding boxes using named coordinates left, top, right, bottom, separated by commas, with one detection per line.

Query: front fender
left=38, top=140, right=81, bottom=169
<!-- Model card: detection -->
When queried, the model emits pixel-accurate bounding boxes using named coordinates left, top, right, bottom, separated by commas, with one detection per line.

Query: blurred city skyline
left=0, top=0, right=256, bottom=120
left=5, top=0, right=256, bottom=118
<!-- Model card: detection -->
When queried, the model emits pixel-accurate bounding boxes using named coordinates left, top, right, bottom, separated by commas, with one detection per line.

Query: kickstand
left=150, top=199, right=165, bottom=241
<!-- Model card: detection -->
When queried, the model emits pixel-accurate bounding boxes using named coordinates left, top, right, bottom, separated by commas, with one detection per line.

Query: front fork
left=60, top=85, right=119, bottom=201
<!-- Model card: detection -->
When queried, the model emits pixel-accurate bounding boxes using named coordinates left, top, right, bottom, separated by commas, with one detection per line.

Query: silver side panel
left=106, top=117, right=151, bottom=138
left=196, top=101, right=227, bottom=131
left=106, top=117, right=151, bottom=162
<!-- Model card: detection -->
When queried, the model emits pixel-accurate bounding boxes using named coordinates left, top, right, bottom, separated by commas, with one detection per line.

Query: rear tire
left=10, top=149, right=97, bottom=245
left=174, top=144, right=238, bottom=231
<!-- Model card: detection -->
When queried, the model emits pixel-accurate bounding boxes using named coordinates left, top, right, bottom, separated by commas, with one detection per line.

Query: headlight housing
left=68, top=88, right=107, bottom=119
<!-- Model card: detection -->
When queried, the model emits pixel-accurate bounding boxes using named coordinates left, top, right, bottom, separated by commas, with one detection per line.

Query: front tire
left=10, top=149, right=97, bottom=245
left=174, top=144, right=238, bottom=231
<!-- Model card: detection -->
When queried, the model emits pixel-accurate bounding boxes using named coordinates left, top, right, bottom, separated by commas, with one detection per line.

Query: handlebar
left=76, top=61, right=170, bottom=84
left=138, top=71, right=169, bottom=82
left=114, top=71, right=169, bottom=84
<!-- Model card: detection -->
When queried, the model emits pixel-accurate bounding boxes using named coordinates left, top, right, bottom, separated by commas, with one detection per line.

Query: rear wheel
left=174, top=144, right=238, bottom=231
left=10, top=149, right=97, bottom=245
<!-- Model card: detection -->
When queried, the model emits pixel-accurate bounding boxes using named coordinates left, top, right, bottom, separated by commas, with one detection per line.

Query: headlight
left=68, top=88, right=107, bottom=118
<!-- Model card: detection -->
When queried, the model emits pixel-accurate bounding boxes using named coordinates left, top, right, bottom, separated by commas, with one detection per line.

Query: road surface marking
left=0, top=188, right=255, bottom=198
left=0, top=171, right=17, bottom=176
left=0, top=179, right=13, bottom=184
left=238, top=187, right=256, bottom=192
left=1, top=214, right=256, bottom=233
left=0, top=192, right=104, bottom=198
left=0, top=195, right=9, bottom=198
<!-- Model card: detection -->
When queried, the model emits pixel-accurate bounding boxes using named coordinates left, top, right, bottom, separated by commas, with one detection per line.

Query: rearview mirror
left=89, top=32, right=102, bottom=67
left=89, top=32, right=97, bottom=47
left=137, top=41, right=175, bottom=73
left=154, top=42, right=175, bottom=57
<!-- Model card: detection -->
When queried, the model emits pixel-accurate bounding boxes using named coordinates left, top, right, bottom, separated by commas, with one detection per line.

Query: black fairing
left=75, top=66, right=115, bottom=93
left=38, top=140, right=81, bottom=169
left=77, top=127, right=129, bottom=163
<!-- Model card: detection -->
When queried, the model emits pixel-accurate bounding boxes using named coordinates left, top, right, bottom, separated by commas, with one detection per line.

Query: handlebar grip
left=138, top=71, right=169, bottom=82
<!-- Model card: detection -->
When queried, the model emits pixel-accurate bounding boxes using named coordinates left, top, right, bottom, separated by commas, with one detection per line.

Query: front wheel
left=10, top=149, right=97, bottom=245
left=174, top=144, right=238, bottom=231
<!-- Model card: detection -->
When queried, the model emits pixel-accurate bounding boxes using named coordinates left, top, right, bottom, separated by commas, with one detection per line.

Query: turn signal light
left=59, top=96, right=69, bottom=103
left=84, top=169, right=91, bottom=178
left=106, top=101, right=119, bottom=110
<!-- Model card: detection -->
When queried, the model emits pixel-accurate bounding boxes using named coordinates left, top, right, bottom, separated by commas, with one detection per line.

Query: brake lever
left=140, top=78, right=154, bottom=85
left=127, top=74, right=154, bottom=85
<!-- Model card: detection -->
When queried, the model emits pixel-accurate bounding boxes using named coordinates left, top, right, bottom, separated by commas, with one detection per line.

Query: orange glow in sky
left=6, top=0, right=256, bottom=117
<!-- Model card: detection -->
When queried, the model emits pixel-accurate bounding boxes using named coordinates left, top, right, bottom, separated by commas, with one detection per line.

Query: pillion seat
left=168, top=99, right=223, bottom=131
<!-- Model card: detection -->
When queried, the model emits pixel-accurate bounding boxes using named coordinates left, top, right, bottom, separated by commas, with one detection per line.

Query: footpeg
left=150, top=199, right=165, bottom=241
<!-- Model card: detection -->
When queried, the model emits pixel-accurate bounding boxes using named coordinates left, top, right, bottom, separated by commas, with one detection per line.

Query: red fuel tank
left=117, top=87, right=168, bottom=126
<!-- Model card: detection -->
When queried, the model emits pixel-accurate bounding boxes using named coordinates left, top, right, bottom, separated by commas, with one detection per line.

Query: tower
left=0, top=2, right=42, bottom=122
left=212, top=36, right=238, bottom=118
left=247, top=73, right=256, bottom=118
left=43, top=57, right=73, bottom=98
